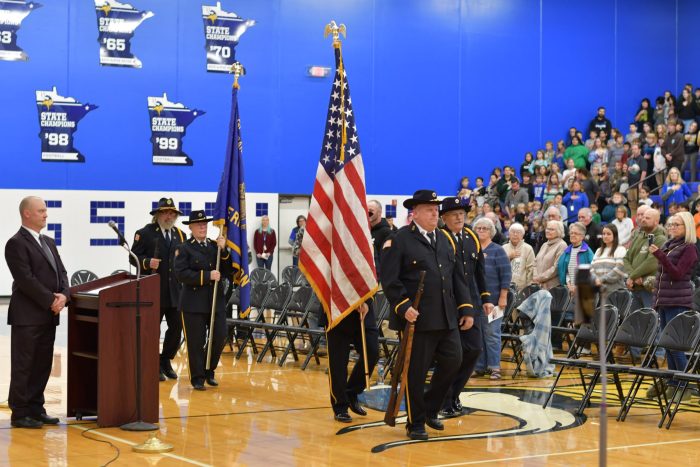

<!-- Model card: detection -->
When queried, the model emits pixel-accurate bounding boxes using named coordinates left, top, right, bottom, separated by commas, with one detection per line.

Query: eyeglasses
left=474, top=227, right=490, bottom=231
left=667, top=223, right=683, bottom=228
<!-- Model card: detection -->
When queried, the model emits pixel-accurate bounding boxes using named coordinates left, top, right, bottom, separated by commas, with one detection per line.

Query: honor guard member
left=326, top=300, right=379, bottom=423
left=381, top=190, right=476, bottom=440
left=174, top=210, right=234, bottom=390
left=131, top=197, right=186, bottom=381
left=438, top=197, right=493, bottom=418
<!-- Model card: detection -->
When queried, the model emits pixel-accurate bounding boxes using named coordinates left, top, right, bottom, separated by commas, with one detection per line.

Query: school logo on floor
left=338, top=386, right=586, bottom=453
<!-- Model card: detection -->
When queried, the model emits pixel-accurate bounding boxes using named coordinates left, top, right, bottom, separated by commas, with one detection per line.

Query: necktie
left=40, top=235, right=59, bottom=287
left=165, top=229, right=171, bottom=244
left=427, top=231, right=436, bottom=249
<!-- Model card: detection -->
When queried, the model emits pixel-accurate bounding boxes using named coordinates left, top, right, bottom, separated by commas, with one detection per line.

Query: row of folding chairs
left=544, top=305, right=700, bottom=429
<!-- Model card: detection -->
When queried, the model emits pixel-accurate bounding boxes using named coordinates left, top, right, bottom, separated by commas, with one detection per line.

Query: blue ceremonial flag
left=213, top=86, right=251, bottom=318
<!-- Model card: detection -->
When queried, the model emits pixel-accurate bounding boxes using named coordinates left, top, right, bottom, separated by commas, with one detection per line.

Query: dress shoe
left=11, top=417, right=43, bottom=429
left=33, top=414, right=59, bottom=425
left=453, top=398, right=463, bottom=412
left=192, top=382, right=206, bottom=391
left=438, top=407, right=459, bottom=419
left=334, top=412, right=352, bottom=423
left=160, top=363, right=177, bottom=380
left=405, top=424, right=428, bottom=440
left=348, top=395, right=366, bottom=416
left=426, top=417, right=444, bottom=431
left=206, top=377, right=219, bottom=387
left=159, top=370, right=166, bottom=382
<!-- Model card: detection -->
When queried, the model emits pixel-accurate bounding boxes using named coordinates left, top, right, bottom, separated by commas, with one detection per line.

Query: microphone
left=108, top=220, right=128, bottom=246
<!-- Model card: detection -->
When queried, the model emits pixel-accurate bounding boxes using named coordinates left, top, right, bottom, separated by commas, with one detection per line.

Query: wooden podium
left=67, top=272, right=160, bottom=427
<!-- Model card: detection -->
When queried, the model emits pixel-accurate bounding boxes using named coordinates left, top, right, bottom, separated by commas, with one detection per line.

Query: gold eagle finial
left=324, top=21, right=346, bottom=45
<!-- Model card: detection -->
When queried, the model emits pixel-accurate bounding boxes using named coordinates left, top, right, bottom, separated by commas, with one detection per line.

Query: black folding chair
left=250, top=267, right=278, bottom=287
left=230, top=282, right=272, bottom=358
left=256, top=285, right=311, bottom=363
left=542, top=305, right=619, bottom=408
left=606, top=288, right=633, bottom=324
left=549, top=285, right=571, bottom=351
left=617, top=310, right=700, bottom=422
left=253, top=282, right=294, bottom=362
left=280, top=266, right=308, bottom=287
left=576, top=308, right=659, bottom=415
left=278, top=290, right=320, bottom=366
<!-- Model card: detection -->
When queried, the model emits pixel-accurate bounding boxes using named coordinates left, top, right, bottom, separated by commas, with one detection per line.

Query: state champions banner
left=202, top=2, right=254, bottom=73
left=147, top=93, right=205, bottom=166
left=36, top=87, right=98, bottom=163
left=94, top=0, right=153, bottom=68
left=0, top=0, right=41, bottom=61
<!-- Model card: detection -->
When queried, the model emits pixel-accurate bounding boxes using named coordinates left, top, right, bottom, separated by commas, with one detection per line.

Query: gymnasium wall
left=0, top=0, right=694, bottom=293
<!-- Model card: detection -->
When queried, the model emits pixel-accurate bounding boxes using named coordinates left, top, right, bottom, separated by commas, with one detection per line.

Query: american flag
left=299, top=45, right=378, bottom=329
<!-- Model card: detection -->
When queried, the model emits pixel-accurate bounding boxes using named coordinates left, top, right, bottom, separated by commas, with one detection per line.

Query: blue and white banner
left=0, top=0, right=41, bottom=61
left=94, top=0, right=153, bottom=68
left=36, top=87, right=98, bottom=162
left=147, top=93, right=205, bottom=166
left=202, top=2, right=254, bottom=73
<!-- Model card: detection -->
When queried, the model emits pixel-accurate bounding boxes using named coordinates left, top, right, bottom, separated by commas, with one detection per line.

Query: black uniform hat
left=182, top=210, right=213, bottom=225
left=402, top=190, right=441, bottom=209
left=150, top=197, right=183, bottom=215
left=439, top=196, right=470, bottom=216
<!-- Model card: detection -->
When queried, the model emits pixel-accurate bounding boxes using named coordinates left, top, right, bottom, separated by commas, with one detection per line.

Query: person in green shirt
left=564, top=136, right=589, bottom=169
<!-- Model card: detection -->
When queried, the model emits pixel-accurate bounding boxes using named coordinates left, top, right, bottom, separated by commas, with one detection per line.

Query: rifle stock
left=384, top=271, right=426, bottom=427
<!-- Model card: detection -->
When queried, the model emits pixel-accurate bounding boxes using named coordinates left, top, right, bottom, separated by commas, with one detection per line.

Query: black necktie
left=165, top=229, right=171, bottom=245
left=40, top=235, right=59, bottom=287
left=427, top=231, right=436, bottom=249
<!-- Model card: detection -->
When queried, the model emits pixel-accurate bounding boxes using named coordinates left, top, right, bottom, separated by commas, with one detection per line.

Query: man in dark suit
left=131, top=197, right=186, bottom=381
left=438, top=197, right=493, bottom=418
left=5, top=196, right=70, bottom=429
left=381, top=190, right=475, bottom=440
left=174, top=210, right=234, bottom=390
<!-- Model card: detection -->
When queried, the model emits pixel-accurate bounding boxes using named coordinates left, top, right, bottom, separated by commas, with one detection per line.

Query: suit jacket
left=174, top=237, right=234, bottom=314
left=5, top=228, right=69, bottom=326
left=131, top=223, right=186, bottom=308
left=443, top=226, right=492, bottom=307
left=380, top=222, right=474, bottom=332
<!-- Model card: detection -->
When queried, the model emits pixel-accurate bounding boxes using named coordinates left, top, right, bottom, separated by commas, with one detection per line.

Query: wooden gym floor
left=3, top=305, right=700, bottom=466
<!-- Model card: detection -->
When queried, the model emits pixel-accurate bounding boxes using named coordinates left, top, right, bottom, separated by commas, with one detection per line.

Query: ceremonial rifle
left=384, top=270, right=426, bottom=427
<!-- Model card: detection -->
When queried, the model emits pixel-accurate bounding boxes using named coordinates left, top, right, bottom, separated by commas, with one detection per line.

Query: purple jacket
left=652, top=237, right=698, bottom=309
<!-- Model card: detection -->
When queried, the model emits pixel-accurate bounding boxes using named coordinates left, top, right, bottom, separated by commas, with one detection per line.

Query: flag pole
left=360, top=311, right=371, bottom=389
left=206, top=224, right=223, bottom=371
left=207, top=62, right=244, bottom=371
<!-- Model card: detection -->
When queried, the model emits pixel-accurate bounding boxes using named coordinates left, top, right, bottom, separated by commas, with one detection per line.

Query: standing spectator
left=663, top=121, right=685, bottom=171
left=653, top=96, right=666, bottom=126
left=5, top=196, right=70, bottom=428
left=678, top=88, right=697, bottom=132
left=367, top=200, right=392, bottom=276
left=638, top=186, right=653, bottom=208
left=588, top=138, right=609, bottom=171
left=544, top=173, right=563, bottom=204
left=520, top=153, right=534, bottom=178
left=496, top=166, right=517, bottom=204
left=626, top=123, right=642, bottom=144
left=648, top=212, right=698, bottom=402
left=289, top=215, right=306, bottom=267
left=661, top=167, right=693, bottom=215
left=590, top=224, right=628, bottom=292
left=532, top=220, right=567, bottom=289
left=588, top=106, right=613, bottom=137
left=562, top=180, right=589, bottom=224
left=533, top=150, right=549, bottom=171
left=472, top=218, right=511, bottom=380
left=578, top=207, right=602, bottom=252
left=601, top=192, right=628, bottom=223
left=552, top=140, right=566, bottom=170
left=521, top=172, right=535, bottom=200
left=584, top=130, right=598, bottom=151
left=532, top=174, right=546, bottom=204
left=254, top=215, right=276, bottom=270
left=577, top=169, right=600, bottom=208
left=608, top=133, right=625, bottom=174
left=635, top=98, right=652, bottom=125
left=611, top=206, right=634, bottom=246
left=683, top=121, right=699, bottom=181
left=627, top=142, right=648, bottom=212
left=505, top=179, right=529, bottom=218
left=623, top=208, right=667, bottom=309
left=503, top=223, right=535, bottom=292
left=557, top=222, right=595, bottom=297
left=564, top=136, right=589, bottom=169
left=544, top=140, right=556, bottom=164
